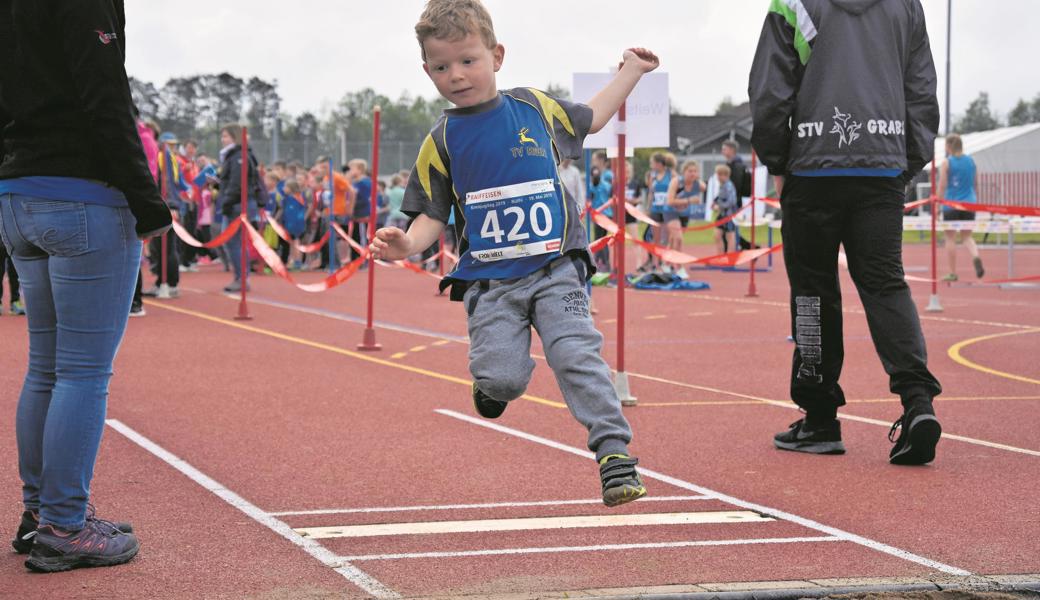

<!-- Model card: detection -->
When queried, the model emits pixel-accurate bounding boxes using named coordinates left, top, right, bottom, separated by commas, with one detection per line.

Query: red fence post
left=235, top=126, right=252, bottom=320
left=358, top=106, right=382, bottom=350
left=926, top=158, right=943, bottom=312
left=746, top=151, right=759, bottom=297
left=613, top=97, right=635, bottom=406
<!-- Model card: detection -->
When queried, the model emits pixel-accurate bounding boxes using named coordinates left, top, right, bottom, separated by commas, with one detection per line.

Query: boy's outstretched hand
left=623, top=47, right=660, bottom=74
left=370, top=227, right=411, bottom=261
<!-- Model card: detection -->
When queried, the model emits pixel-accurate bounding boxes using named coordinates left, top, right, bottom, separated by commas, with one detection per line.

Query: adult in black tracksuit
left=749, top=0, right=942, bottom=465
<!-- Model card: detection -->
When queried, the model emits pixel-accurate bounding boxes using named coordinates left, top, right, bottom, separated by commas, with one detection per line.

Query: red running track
left=1, top=243, right=1038, bottom=598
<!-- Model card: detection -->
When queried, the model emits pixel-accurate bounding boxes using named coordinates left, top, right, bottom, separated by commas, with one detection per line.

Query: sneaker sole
left=25, top=544, right=139, bottom=572
left=603, top=484, right=647, bottom=507
left=973, top=258, right=985, bottom=279
left=890, top=415, right=942, bottom=466
left=774, top=439, right=846, bottom=455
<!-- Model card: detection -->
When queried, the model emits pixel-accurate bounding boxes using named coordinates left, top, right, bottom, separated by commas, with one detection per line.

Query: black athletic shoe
left=472, top=383, right=508, bottom=419
left=774, top=418, right=846, bottom=455
left=889, top=405, right=942, bottom=466
left=13, top=507, right=133, bottom=554
left=973, top=256, right=985, bottom=279
left=599, top=454, right=647, bottom=507
left=25, top=516, right=139, bottom=572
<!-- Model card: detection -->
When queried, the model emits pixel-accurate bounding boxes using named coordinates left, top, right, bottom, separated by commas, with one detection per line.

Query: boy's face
left=422, top=33, right=504, bottom=108
left=717, top=172, right=729, bottom=184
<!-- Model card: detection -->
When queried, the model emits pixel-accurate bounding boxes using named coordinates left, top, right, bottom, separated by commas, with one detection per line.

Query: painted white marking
left=269, top=495, right=710, bottom=517
left=212, top=295, right=1039, bottom=458
left=296, top=511, right=770, bottom=540
left=435, top=409, right=971, bottom=576
left=105, top=419, right=399, bottom=599
left=338, top=536, right=840, bottom=562
left=625, top=373, right=1040, bottom=458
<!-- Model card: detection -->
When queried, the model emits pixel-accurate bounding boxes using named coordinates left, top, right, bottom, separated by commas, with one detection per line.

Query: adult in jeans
left=750, top=0, right=943, bottom=465
left=0, top=0, right=171, bottom=570
left=215, top=124, right=261, bottom=292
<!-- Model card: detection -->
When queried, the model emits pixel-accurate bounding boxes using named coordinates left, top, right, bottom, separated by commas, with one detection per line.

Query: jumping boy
left=370, top=0, right=658, bottom=507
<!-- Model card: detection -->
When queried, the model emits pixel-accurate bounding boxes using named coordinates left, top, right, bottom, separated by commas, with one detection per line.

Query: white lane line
left=338, top=536, right=841, bottom=562
left=296, top=511, right=771, bottom=540
left=435, top=409, right=971, bottom=576
left=105, top=419, right=400, bottom=599
left=627, top=372, right=1040, bottom=458
left=269, top=495, right=710, bottom=517
left=221, top=294, right=1039, bottom=458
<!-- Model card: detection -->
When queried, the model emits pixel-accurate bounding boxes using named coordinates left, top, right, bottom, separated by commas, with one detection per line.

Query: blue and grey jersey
left=402, top=88, right=594, bottom=297
left=749, top=0, right=940, bottom=179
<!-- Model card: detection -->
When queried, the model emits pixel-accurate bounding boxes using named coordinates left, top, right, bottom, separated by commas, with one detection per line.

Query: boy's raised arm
left=587, top=48, right=660, bottom=134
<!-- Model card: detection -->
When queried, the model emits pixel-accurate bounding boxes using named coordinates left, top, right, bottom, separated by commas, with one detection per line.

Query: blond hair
left=349, top=158, right=369, bottom=174
left=681, top=160, right=700, bottom=174
left=715, top=164, right=731, bottom=177
left=945, top=133, right=964, bottom=155
left=415, top=0, right=497, bottom=61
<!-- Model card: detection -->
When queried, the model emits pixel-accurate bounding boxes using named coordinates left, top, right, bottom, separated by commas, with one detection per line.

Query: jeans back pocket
left=22, top=199, right=89, bottom=257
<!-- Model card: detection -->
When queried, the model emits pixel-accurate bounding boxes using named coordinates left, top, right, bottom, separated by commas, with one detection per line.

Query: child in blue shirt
left=371, top=0, right=658, bottom=507
left=713, top=164, right=739, bottom=257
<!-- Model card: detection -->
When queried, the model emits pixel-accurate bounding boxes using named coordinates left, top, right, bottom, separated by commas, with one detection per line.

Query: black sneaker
left=25, top=517, right=139, bottom=572
left=13, top=507, right=133, bottom=554
left=889, top=405, right=942, bottom=465
left=973, top=256, right=985, bottom=279
left=774, top=418, right=846, bottom=455
left=599, top=454, right=647, bottom=507
left=473, top=383, right=508, bottom=419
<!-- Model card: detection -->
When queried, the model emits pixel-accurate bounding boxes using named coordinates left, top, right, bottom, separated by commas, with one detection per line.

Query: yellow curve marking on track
left=143, top=301, right=566, bottom=409
left=171, top=296, right=1040, bottom=457
left=639, top=395, right=1040, bottom=408
left=948, top=328, right=1040, bottom=386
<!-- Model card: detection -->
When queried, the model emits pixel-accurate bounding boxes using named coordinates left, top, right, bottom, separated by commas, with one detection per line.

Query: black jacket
left=0, top=0, right=170, bottom=237
left=216, top=145, right=263, bottom=220
left=749, top=0, right=939, bottom=179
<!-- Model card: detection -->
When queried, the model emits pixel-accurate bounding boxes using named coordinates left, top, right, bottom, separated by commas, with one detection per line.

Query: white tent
left=930, top=123, right=1040, bottom=206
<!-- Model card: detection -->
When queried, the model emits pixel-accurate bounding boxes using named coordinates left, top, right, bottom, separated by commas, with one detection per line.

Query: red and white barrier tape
left=172, top=217, right=241, bottom=248
left=241, top=220, right=366, bottom=292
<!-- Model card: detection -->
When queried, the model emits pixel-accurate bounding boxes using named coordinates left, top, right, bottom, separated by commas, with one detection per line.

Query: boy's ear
left=422, top=62, right=431, bottom=78
left=492, top=43, right=505, bottom=72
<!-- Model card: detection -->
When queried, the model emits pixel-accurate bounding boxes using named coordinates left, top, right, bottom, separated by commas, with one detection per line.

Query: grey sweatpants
left=463, top=255, right=632, bottom=460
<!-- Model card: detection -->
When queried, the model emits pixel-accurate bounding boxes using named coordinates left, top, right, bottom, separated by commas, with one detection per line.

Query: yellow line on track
left=948, top=328, right=1040, bottom=386
left=143, top=301, right=566, bottom=409
left=639, top=395, right=1040, bottom=408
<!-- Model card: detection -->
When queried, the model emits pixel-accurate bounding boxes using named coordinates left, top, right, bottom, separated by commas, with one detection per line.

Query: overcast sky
left=124, top=0, right=1040, bottom=131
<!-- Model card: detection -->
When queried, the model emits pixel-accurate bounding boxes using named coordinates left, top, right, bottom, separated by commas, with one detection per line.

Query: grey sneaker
left=774, top=418, right=846, bottom=455
left=25, top=517, right=139, bottom=572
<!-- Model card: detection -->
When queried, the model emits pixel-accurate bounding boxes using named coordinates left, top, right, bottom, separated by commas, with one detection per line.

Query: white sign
left=573, top=72, right=670, bottom=150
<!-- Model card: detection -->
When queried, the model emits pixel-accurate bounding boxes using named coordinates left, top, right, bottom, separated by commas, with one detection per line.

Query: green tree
left=543, top=83, right=571, bottom=101
left=1008, top=99, right=1032, bottom=126
left=715, top=96, right=736, bottom=115
left=954, top=92, right=1001, bottom=133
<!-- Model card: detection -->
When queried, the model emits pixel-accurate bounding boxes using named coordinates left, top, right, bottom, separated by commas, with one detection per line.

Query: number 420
left=479, top=202, right=553, bottom=244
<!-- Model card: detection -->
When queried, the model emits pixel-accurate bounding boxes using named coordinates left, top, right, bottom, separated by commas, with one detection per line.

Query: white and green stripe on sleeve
left=769, top=0, right=817, bottom=65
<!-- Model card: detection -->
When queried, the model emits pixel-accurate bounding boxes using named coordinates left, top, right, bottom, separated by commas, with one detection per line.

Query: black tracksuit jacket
left=0, top=0, right=170, bottom=237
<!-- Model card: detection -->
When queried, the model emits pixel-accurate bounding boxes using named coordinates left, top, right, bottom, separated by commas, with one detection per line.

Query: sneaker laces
left=888, top=417, right=903, bottom=443
left=85, top=503, right=121, bottom=536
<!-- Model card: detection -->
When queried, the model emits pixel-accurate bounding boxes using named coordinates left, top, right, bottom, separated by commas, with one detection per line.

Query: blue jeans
left=0, top=194, right=140, bottom=530
left=223, top=215, right=244, bottom=281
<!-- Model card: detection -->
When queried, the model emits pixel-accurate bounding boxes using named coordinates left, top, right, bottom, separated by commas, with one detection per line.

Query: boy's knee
left=475, top=372, right=531, bottom=402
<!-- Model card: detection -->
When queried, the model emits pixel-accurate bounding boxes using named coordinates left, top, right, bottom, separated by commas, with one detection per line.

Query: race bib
left=464, top=179, right=563, bottom=263
left=652, top=191, right=668, bottom=208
